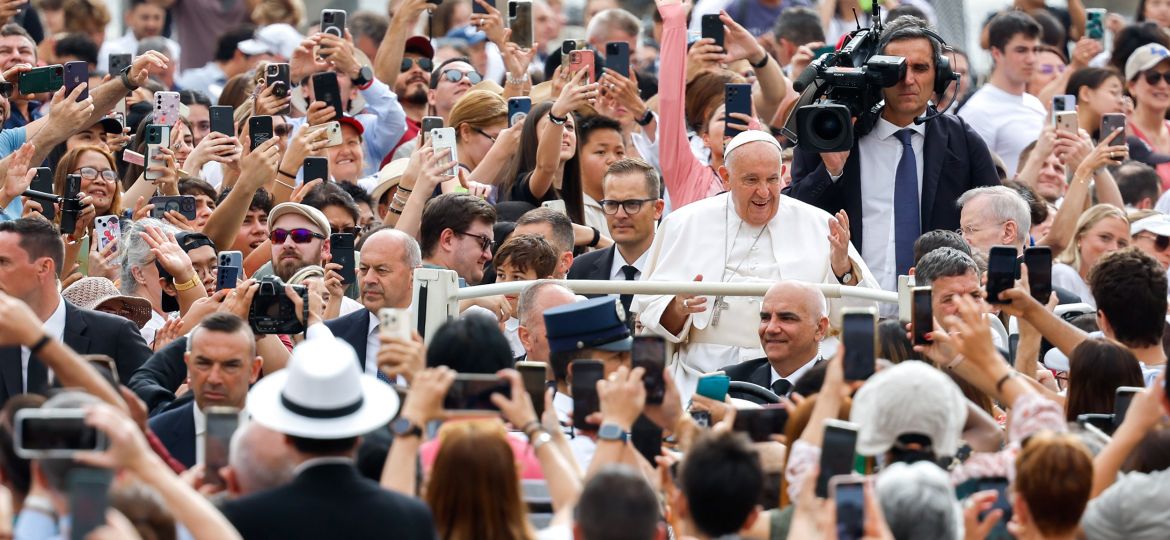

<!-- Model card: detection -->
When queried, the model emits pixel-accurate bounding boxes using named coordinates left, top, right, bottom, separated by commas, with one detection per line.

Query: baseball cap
left=269, top=202, right=332, bottom=237
left=405, top=35, right=435, bottom=58
left=1125, top=43, right=1170, bottom=81
left=337, top=114, right=364, bottom=136
left=849, top=361, right=968, bottom=457
left=1127, top=136, right=1170, bottom=167
left=1132, top=213, right=1170, bottom=237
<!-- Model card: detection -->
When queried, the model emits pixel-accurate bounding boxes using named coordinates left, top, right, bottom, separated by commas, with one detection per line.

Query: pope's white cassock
left=631, top=191, right=880, bottom=394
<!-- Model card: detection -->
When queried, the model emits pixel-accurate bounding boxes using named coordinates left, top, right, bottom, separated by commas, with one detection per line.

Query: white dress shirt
left=855, top=118, right=926, bottom=293
left=608, top=247, right=650, bottom=281
left=768, top=353, right=821, bottom=390
left=22, top=296, right=67, bottom=393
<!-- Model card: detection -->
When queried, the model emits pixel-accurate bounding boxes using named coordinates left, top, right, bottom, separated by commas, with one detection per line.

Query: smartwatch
left=352, top=65, right=374, bottom=89
left=597, top=422, right=629, bottom=443
left=390, top=417, right=423, bottom=438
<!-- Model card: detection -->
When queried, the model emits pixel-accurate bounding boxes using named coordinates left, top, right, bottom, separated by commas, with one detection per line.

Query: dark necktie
left=771, top=378, right=792, bottom=397
left=619, top=265, right=638, bottom=315
left=893, top=128, right=921, bottom=276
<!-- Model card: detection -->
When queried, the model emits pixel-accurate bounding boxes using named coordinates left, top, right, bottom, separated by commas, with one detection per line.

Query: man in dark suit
left=787, top=16, right=999, bottom=293
left=149, top=313, right=261, bottom=468
left=568, top=158, right=664, bottom=319
left=221, top=337, right=435, bottom=539
left=0, top=219, right=151, bottom=406
left=719, top=281, right=828, bottom=398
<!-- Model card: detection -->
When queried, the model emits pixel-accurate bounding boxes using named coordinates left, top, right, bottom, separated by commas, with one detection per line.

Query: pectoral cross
left=710, top=296, right=731, bottom=326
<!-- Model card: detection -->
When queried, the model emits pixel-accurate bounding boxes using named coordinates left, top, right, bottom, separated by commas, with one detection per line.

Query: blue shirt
left=3, top=101, right=42, bottom=130
left=0, top=126, right=28, bottom=220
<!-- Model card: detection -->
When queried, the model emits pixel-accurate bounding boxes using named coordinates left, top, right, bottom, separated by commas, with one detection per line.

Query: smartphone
left=975, top=477, right=1013, bottom=540
left=303, top=156, right=329, bottom=184
left=249, top=115, right=274, bottom=151
left=420, top=116, right=443, bottom=146
left=203, top=406, right=239, bottom=489
left=473, top=0, right=494, bottom=15
left=444, top=373, right=511, bottom=412
left=1077, top=413, right=1115, bottom=434
left=378, top=307, right=412, bottom=340
left=218, top=250, right=243, bottom=269
left=320, top=9, right=347, bottom=37
left=431, top=127, right=459, bottom=176
left=87, top=357, right=119, bottom=387
left=30, top=167, right=54, bottom=220
left=14, top=409, right=106, bottom=459
left=831, top=476, right=866, bottom=540
left=541, top=199, right=567, bottom=215
left=216, top=264, right=240, bottom=290
left=508, top=0, right=534, bottom=48
left=986, top=245, right=1019, bottom=304
left=330, top=232, right=356, bottom=284
left=701, top=14, right=724, bottom=49
left=149, top=195, right=197, bottom=221
left=695, top=372, right=730, bottom=402
left=265, top=63, right=291, bottom=114
left=311, top=72, right=344, bottom=120
left=910, top=286, right=932, bottom=346
left=63, top=61, right=88, bottom=101
left=1114, top=386, right=1143, bottom=429
left=1054, top=111, right=1078, bottom=133
left=1086, top=8, right=1106, bottom=41
left=94, top=215, right=120, bottom=252
left=1052, top=94, right=1076, bottom=114
left=144, top=124, right=171, bottom=181
left=507, top=97, right=531, bottom=127
left=605, top=42, right=630, bottom=78
left=724, top=83, right=753, bottom=139
left=319, top=120, right=343, bottom=147
left=59, top=173, right=82, bottom=235
left=108, top=53, right=132, bottom=75
left=842, top=307, right=877, bottom=381
left=68, top=467, right=114, bottom=540
left=816, top=419, right=859, bottom=498
left=570, top=359, right=604, bottom=429
left=632, top=335, right=667, bottom=404
left=732, top=404, right=789, bottom=442
left=1024, top=246, right=1052, bottom=304
left=1101, top=113, right=1127, bottom=145
left=209, top=105, right=235, bottom=137
left=154, top=91, right=181, bottom=127
left=17, top=64, right=63, bottom=94
left=516, top=360, right=548, bottom=418
left=568, top=49, right=596, bottom=84
left=630, top=417, right=663, bottom=464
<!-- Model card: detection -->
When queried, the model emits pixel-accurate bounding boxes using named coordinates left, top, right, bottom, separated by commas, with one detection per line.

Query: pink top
left=1128, top=120, right=1170, bottom=190
left=419, top=430, right=545, bottom=480
left=659, top=2, right=725, bottom=208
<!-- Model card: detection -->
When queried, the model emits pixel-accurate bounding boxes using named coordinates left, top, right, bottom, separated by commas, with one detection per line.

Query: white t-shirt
left=1052, top=262, right=1095, bottom=308
left=957, top=84, right=1046, bottom=176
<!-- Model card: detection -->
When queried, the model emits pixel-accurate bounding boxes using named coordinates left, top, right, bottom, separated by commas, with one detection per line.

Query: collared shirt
left=768, top=353, right=821, bottom=389
left=608, top=247, right=651, bottom=281
left=293, top=455, right=354, bottom=476
left=22, top=295, right=67, bottom=393
left=855, top=117, right=926, bottom=293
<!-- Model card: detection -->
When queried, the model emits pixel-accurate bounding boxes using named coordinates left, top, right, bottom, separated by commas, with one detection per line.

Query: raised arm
left=374, top=0, right=433, bottom=87
left=201, top=139, right=280, bottom=254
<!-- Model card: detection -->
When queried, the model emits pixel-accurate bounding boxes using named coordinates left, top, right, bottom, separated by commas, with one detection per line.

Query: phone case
left=210, top=105, right=235, bottom=137
left=1087, top=8, right=1105, bottom=40
left=1052, top=94, right=1075, bottom=113
left=695, top=374, right=730, bottom=401
left=321, top=9, right=347, bottom=37
left=150, top=196, right=197, bottom=220
left=18, top=65, right=63, bottom=94
left=701, top=14, right=724, bottom=48
left=311, top=72, right=344, bottom=120
left=569, top=50, right=595, bottom=84
left=1054, top=111, right=1077, bottom=133
left=431, top=127, right=459, bottom=176
left=216, top=265, right=240, bottom=290
left=421, top=116, right=443, bottom=144
left=379, top=308, right=413, bottom=340
left=144, top=124, right=170, bottom=181
left=108, top=53, right=132, bottom=75
left=266, top=63, right=291, bottom=114
left=218, top=251, right=243, bottom=269
left=605, top=42, right=630, bottom=78
left=94, top=215, right=120, bottom=252
left=330, top=233, right=356, bottom=284
left=63, top=61, right=88, bottom=101
left=1101, top=113, right=1127, bottom=143
left=321, top=121, right=343, bottom=147
left=507, top=97, right=531, bottom=127
left=725, top=83, right=752, bottom=139
left=154, top=91, right=180, bottom=127
left=304, top=156, right=329, bottom=182
left=508, top=1, right=533, bottom=48
left=249, top=116, right=274, bottom=150
left=473, top=0, right=494, bottom=14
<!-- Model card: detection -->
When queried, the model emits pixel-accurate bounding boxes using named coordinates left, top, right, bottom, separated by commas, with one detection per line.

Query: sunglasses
left=1143, top=70, right=1170, bottom=86
left=75, top=167, right=118, bottom=182
left=1139, top=232, right=1170, bottom=251
left=1039, top=64, right=1067, bottom=75
left=270, top=227, right=325, bottom=244
left=401, top=57, right=434, bottom=72
left=440, top=69, right=483, bottom=85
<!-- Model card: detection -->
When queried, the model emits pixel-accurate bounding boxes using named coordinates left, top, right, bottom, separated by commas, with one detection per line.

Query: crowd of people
left=0, top=0, right=1166, bottom=538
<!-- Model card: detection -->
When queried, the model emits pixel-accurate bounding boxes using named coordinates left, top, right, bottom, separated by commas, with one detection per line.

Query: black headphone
left=880, top=26, right=960, bottom=97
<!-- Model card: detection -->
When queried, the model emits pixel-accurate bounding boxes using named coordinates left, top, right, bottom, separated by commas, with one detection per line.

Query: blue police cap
left=543, top=296, right=632, bottom=354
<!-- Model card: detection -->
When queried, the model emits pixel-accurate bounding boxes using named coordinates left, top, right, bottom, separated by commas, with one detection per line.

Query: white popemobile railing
left=411, top=268, right=907, bottom=343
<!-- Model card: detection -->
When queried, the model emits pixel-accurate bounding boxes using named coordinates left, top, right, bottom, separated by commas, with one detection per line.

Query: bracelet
left=273, top=177, right=297, bottom=190
left=750, top=53, right=770, bottom=69
left=29, top=334, right=51, bottom=355
left=946, top=354, right=965, bottom=370
left=506, top=71, right=530, bottom=85
left=635, top=109, right=654, bottom=126
left=521, top=420, right=542, bottom=437
left=173, top=275, right=199, bottom=292
left=548, top=111, right=567, bottom=125
left=278, top=168, right=297, bottom=179
left=397, top=185, right=413, bottom=194
left=588, top=226, right=601, bottom=247
left=994, top=371, right=1018, bottom=395
left=388, top=206, right=404, bottom=215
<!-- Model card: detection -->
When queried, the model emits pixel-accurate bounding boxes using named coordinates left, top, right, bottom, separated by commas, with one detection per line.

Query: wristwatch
left=597, top=422, right=629, bottom=443
left=836, top=269, right=854, bottom=284
left=352, top=65, right=374, bottom=89
left=635, top=109, right=654, bottom=126
left=390, top=417, right=423, bottom=438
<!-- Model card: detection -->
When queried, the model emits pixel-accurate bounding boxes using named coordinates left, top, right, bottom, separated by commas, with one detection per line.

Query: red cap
left=337, top=114, right=364, bottom=136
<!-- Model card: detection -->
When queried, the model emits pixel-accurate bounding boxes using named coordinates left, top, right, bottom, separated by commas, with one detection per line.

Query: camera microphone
left=792, top=58, right=824, bottom=93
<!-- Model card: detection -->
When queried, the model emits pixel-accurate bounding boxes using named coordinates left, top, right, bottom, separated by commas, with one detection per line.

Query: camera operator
left=788, top=16, right=999, bottom=294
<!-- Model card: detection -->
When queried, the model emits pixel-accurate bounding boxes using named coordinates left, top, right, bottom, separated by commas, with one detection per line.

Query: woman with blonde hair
left=444, top=89, right=516, bottom=192
left=1053, top=204, right=1131, bottom=307
left=252, top=0, right=305, bottom=27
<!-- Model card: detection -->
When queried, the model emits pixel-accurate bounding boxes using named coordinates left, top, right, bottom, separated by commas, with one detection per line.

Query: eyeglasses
left=74, top=167, right=118, bottom=182
left=1137, top=232, right=1170, bottom=251
left=440, top=69, right=483, bottom=85
left=473, top=127, right=497, bottom=142
left=401, top=57, right=434, bottom=72
left=454, top=230, right=493, bottom=252
left=600, top=198, right=656, bottom=215
left=1038, top=64, right=1067, bottom=75
left=1143, top=70, right=1170, bottom=86
left=956, top=220, right=1008, bottom=236
left=270, top=227, right=326, bottom=244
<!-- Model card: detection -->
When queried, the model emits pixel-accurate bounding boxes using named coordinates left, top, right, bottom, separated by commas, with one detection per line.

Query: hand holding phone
left=633, top=336, right=667, bottom=404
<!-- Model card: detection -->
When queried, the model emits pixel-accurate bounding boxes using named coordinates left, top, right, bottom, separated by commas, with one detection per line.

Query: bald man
left=223, top=422, right=295, bottom=498
left=719, top=281, right=829, bottom=397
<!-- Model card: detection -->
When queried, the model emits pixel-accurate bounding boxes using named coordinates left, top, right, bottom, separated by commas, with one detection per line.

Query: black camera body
left=248, top=276, right=308, bottom=335
left=22, top=188, right=81, bottom=233
left=789, top=23, right=907, bottom=152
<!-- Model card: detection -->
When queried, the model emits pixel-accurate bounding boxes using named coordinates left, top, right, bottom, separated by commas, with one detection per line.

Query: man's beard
left=275, top=255, right=310, bottom=281
left=402, top=87, right=428, bottom=106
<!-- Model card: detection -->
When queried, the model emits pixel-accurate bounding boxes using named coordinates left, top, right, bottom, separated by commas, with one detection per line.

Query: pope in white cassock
left=632, top=130, right=880, bottom=392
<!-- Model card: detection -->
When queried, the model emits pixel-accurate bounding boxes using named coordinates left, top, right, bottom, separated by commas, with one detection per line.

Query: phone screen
left=329, top=233, right=356, bottom=284
left=203, top=408, right=240, bottom=489
left=911, top=288, right=932, bottom=346
left=975, top=477, right=1013, bottom=540
left=632, top=336, right=666, bottom=404
left=834, top=480, right=865, bottom=540
left=986, top=246, right=1018, bottom=304
left=842, top=312, right=875, bottom=380
left=1114, top=387, right=1141, bottom=428
left=444, top=375, right=510, bottom=411
left=69, top=468, right=114, bottom=540
left=571, top=360, right=604, bottom=429
left=1024, top=247, right=1052, bottom=304
left=517, top=362, right=547, bottom=418
left=732, top=405, right=789, bottom=442
left=817, top=421, right=858, bottom=498
left=16, top=413, right=102, bottom=454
